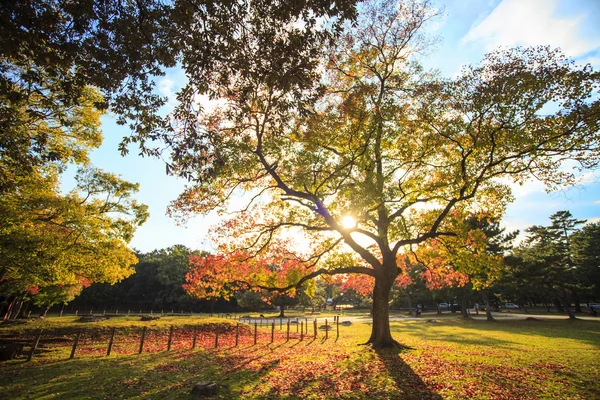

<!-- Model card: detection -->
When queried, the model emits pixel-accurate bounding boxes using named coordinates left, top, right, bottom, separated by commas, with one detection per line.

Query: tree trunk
left=483, top=291, right=494, bottom=321
left=460, top=289, right=469, bottom=318
left=3, top=299, right=15, bottom=320
left=572, top=290, right=582, bottom=313
left=561, top=291, right=576, bottom=320
left=553, top=298, right=564, bottom=312
left=366, top=276, right=398, bottom=348
left=19, top=301, right=31, bottom=318
left=10, top=297, right=24, bottom=320
left=404, top=289, right=413, bottom=316
left=278, top=302, right=285, bottom=318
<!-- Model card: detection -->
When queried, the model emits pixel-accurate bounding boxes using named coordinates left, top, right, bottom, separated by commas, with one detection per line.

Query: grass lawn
left=0, top=316, right=598, bottom=399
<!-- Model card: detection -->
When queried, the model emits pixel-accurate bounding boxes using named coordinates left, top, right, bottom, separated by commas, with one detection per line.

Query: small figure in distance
left=259, top=314, right=265, bottom=318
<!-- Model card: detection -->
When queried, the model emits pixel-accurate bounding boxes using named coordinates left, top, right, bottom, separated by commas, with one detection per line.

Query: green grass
left=1, top=316, right=598, bottom=399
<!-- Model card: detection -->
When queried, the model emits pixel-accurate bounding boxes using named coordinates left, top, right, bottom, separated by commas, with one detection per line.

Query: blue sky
left=69, top=0, right=600, bottom=252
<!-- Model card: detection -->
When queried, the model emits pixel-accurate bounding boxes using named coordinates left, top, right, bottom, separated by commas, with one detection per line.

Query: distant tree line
left=3, top=210, right=597, bottom=318
left=386, top=211, right=600, bottom=319
left=68, top=246, right=237, bottom=313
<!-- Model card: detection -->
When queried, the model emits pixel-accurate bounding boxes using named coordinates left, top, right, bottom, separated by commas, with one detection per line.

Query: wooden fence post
left=254, top=322, right=257, bottom=345
left=235, top=324, right=239, bottom=347
left=271, top=323, right=275, bottom=343
left=138, top=327, right=146, bottom=354
left=336, top=317, right=339, bottom=341
left=286, top=321, right=290, bottom=341
left=106, top=327, right=116, bottom=356
left=300, top=321, right=303, bottom=341
left=313, top=319, right=317, bottom=339
left=167, top=326, right=174, bottom=351
left=325, top=319, right=328, bottom=340
left=214, top=330, right=219, bottom=348
left=70, top=329, right=82, bottom=359
left=27, top=329, right=43, bottom=362
left=192, top=326, right=198, bottom=349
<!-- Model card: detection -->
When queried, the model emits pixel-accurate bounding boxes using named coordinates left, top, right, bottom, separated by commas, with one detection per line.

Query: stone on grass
left=319, top=325, right=332, bottom=331
left=191, top=381, right=218, bottom=397
left=340, top=321, right=352, bottom=326
left=141, top=315, right=160, bottom=321
left=78, top=315, right=109, bottom=323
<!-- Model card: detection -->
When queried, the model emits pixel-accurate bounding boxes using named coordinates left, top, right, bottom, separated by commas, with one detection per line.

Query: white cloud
left=157, top=76, right=178, bottom=111
left=496, top=176, right=546, bottom=199
left=462, top=0, right=600, bottom=58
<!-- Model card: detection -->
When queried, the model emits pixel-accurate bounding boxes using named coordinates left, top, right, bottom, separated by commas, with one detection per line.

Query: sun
left=341, top=215, right=357, bottom=229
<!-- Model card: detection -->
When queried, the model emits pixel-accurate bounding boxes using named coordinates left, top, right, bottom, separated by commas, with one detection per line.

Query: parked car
left=504, top=303, right=519, bottom=309
left=587, top=304, right=599, bottom=315
left=438, top=303, right=449, bottom=310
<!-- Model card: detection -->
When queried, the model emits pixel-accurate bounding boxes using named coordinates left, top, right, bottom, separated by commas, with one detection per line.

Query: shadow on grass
left=374, top=347, right=443, bottom=400
left=390, top=318, right=600, bottom=349
left=0, top=348, right=276, bottom=400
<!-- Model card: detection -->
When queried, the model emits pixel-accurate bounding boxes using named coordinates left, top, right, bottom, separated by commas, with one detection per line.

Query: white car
left=504, top=303, right=519, bottom=309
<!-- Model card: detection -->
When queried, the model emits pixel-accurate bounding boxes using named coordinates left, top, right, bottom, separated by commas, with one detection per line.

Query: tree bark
left=460, top=289, right=469, bottom=318
left=19, top=301, right=31, bottom=318
left=561, top=291, right=576, bottom=320
left=572, top=290, right=582, bottom=313
left=10, top=297, right=23, bottom=320
left=278, top=302, right=285, bottom=318
left=404, top=289, right=413, bottom=316
left=483, top=291, right=494, bottom=321
left=553, top=298, right=564, bottom=313
left=366, top=275, right=398, bottom=348
left=3, top=299, right=15, bottom=320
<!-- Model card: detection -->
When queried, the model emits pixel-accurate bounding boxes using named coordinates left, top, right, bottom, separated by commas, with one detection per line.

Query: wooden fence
left=8, top=316, right=344, bottom=362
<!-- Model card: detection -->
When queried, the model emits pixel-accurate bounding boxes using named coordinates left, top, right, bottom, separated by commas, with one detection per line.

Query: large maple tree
left=171, top=1, right=599, bottom=347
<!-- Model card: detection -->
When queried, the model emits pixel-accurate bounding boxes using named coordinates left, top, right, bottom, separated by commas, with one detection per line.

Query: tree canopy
left=170, top=1, right=600, bottom=347
left=1, top=29, right=149, bottom=314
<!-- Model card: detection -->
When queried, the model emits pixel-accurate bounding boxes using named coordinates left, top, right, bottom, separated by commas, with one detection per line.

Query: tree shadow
left=391, top=318, right=600, bottom=349
left=374, top=347, right=443, bottom=400
left=0, top=348, right=278, bottom=399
